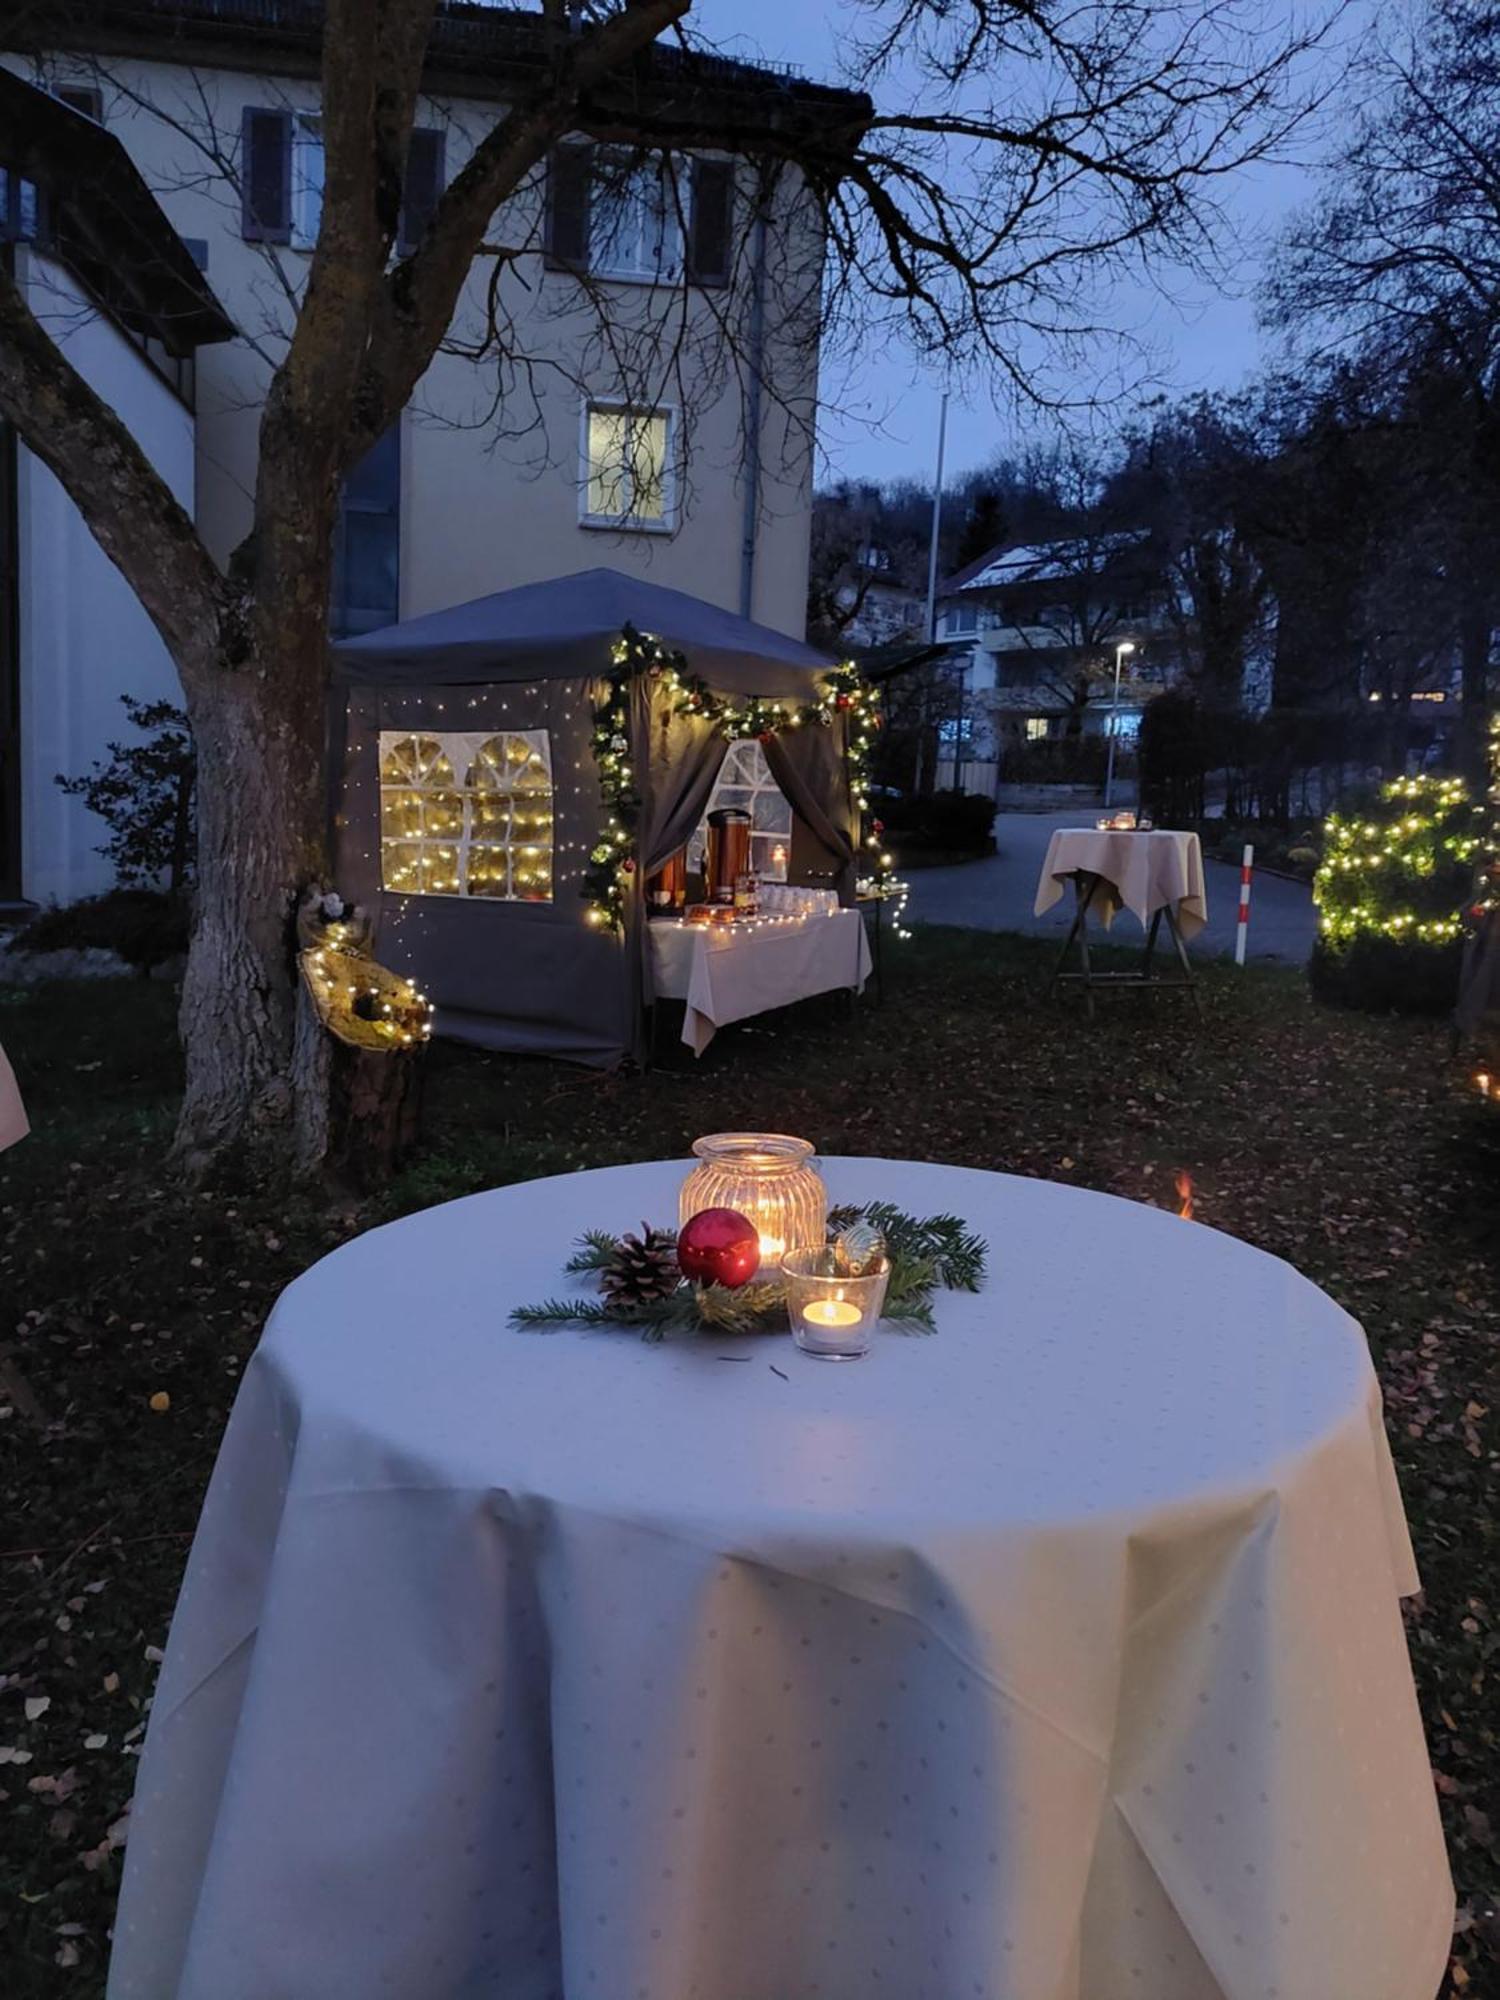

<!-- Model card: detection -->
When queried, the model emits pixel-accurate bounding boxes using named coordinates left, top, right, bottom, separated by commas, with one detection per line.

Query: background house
left=930, top=529, right=1177, bottom=794
left=0, top=74, right=232, bottom=906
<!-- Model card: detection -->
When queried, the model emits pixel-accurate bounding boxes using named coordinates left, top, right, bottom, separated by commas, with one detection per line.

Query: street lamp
left=1103, top=640, right=1136, bottom=809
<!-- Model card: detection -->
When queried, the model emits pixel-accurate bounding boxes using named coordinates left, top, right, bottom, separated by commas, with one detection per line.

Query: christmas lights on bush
left=1314, top=772, right=1483, bottom=948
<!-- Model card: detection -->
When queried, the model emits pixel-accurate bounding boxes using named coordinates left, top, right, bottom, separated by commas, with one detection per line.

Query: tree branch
left=0, top=259, right=228, bottom=676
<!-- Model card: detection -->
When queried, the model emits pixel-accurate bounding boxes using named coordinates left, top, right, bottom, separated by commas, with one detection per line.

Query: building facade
left=0, top=74, right=232, bottom=904
left=930, top=532, right=1181, bottom=794
left=3, top=3, right=858, bottom=900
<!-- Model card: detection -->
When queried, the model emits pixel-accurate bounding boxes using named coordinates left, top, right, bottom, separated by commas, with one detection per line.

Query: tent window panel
left=688, top=737, right=793, bottom=883
left=377, top=728, right=553, bottom=902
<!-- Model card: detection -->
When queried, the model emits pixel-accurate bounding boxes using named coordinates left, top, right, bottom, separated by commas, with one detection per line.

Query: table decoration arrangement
left=508, top=1197, right=987, bottom=1339
left=107, top=1157, right=1453, bottom=2000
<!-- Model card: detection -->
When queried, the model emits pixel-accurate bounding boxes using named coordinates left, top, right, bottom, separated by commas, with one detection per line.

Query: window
left=583, top=405, right=673, bottom=530
left=331, top=428, right=400, bottom=638
left=937, top=717, right=974, bottom=747
left=544, top=146, right=733, bottom=288
left=942, top=605, right=978, bottom=637
left=1105, top=711, right=1142, bottom=741
left=688, top=739, right=793, bottom=882
left=242, top=108, right=444, bottom=251
left=592, top=153, right=682, bottom=281
left=1025, top=716, right=1051, bottom=742
left=291, top=114, right=324, bottom=248
left=55, top=84, right=103, bottom=121
left=379, top=729, right=553, bottom=901
left=0, top=172, right=40, bottom=243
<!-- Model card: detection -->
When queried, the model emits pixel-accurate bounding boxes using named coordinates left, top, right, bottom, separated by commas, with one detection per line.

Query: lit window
left=291, top=115, right=324, bottom=248
left=689, top=740, right=793, bottom=881
left=1025, top=716, right=1050, bottom=742
left=583, top=405, right=673, bottom=529
left=591, top=152, right=683, bottom=280
left=379, top=729, right=553, bottom=901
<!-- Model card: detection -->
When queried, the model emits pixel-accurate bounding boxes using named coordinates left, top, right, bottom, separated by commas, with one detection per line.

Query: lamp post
left=1103, top=640, right=1136, bottom=809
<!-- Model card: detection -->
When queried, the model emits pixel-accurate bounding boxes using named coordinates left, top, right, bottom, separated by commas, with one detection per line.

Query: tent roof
left=331, top=568, right=834, bottom=695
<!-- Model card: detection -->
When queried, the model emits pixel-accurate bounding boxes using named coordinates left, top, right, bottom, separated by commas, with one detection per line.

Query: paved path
left=904, top=810, right=1318, bottom=965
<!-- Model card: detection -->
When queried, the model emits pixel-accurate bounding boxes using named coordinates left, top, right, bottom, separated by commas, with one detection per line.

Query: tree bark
left=173, top=638, right=333, bottom=1181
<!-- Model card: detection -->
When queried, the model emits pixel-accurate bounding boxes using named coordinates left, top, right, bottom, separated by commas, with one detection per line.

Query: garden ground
left=0, top=928, right=1495, bottom=1995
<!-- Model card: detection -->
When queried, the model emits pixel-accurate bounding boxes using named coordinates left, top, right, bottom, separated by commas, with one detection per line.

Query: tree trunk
left=172, top=638, right=332, bottom=1183
left=1457, top=599, right=1493, bottom=786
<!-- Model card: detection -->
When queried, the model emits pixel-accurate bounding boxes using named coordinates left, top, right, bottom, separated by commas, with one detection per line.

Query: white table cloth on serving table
left=1035, top=827, right=1209, bottom=938
left=647, top=907, right=871, bottom=1055
left=108, top=1159, right=1451, bottom=2000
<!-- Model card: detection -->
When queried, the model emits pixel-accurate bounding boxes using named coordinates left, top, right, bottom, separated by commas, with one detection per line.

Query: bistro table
left=647, top=906, right=872, bottom=1056
left=108, top=1159, right=1451, bottom=2000
left=1036, top=826, right=1209, bottom=1016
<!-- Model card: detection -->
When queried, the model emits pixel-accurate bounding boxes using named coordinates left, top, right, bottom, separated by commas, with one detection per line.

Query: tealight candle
left=804, top=1298, right=861, bottom=1330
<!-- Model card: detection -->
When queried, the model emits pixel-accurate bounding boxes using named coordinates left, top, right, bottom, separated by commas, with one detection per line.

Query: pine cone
left=601, top=1224, right=680, bottom=1307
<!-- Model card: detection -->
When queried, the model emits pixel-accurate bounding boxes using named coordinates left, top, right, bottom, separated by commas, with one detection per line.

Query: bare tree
left=1263, top=0, right=1500, bottom=768
left=0, top=0, right=1333, bottom=1181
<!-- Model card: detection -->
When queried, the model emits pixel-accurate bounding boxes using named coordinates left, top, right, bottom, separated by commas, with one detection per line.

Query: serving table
left=108, top=1157, right=1450, bottom=2000
left=1036, top=826, right=1209, bottom=1016
left=647, top=906, right=872, bottom=1056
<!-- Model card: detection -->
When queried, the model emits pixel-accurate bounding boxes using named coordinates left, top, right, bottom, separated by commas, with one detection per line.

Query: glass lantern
left=679, top=1133, right=827, bottom=1266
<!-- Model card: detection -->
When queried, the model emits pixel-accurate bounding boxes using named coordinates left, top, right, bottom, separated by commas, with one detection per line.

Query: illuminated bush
left=1310, top=773, right=1482, bottom=1014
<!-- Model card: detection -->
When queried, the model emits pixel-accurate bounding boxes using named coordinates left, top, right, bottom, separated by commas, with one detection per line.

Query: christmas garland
left=582, top=624, right=894, bottom=930
left=509, top=1202, right=987, bottom=1340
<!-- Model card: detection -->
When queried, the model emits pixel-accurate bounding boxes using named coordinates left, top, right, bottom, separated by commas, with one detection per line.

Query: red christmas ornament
left=677, top=1208, right=761, bottom=1289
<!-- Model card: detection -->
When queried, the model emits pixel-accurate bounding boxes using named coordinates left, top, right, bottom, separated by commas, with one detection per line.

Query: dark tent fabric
left=332, top=567, right=831, bottom=695
left=332, top=571, right=854, bottom=1068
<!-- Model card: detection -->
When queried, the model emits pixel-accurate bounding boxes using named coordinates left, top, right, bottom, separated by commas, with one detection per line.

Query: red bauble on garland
left=676, top=1208, right=761, bottom=1289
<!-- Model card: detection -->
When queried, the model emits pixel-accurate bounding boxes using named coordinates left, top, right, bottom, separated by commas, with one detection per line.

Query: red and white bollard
left=1234, top=844, right=1254, bottom=966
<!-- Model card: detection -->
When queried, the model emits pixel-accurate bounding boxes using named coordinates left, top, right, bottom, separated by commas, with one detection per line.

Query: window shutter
left=543, top=144, right=592, bottom=270
left=242, top=106, right=291, bottom=243
left=398, top=128, right=445, bottom=256
left=686, top=157, right=734, bottom=288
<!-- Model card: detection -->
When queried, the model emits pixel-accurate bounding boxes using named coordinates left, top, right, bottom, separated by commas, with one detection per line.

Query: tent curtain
left=643, top=703, right=730, bottom=876
left=633, top=683, right=731, bottom=1007
left=763, top=722, right=857, bottom=903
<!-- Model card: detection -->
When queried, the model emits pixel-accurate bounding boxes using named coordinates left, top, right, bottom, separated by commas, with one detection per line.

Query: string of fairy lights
left=1315, top=772, right=1484, bottom=947
left=584, top=623, right=909, bottom=935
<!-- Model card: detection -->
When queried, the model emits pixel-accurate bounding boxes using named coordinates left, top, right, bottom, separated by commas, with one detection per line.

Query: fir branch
left=565, top=1229, right=622, bottom=1273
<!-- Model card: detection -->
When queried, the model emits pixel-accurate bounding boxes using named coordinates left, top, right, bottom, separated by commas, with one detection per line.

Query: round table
left=108, top=1160, right=1452, bottom=2000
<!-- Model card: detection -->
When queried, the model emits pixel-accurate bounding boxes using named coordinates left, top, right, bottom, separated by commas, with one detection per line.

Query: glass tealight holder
left=680, top=1133, right=827, bottom=1266
left=782, top=1247, right=889, bottom=1360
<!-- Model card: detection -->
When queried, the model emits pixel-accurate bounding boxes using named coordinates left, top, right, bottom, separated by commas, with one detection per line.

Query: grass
left=1, top=929, right=1497, bottom=1994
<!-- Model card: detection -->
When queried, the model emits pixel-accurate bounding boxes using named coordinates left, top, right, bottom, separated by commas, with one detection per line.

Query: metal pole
left=1234, top=844, right=1254, bottom=966
left=737, top=201, right=769, bottom=619
left=1104, top=646, right=1124, bottom=808
left=924, top=389, right=949, bottom=646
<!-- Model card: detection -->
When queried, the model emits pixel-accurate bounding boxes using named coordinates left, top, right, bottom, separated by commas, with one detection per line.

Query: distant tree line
left=818, top=0, right=1499, bottom=805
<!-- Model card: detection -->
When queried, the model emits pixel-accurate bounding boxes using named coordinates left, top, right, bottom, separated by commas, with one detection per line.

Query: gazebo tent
left=331, top=568, right=857, bottom=1066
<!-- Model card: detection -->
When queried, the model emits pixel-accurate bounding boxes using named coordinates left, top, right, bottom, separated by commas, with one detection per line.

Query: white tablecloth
left=1035, top=828, right=1209, bottom=938
left=0, top=1039, right=26, bottom=1152
left=648, top=908, right=872, bottom=1054
left=109, top=1160, right=1452, bottom=2000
